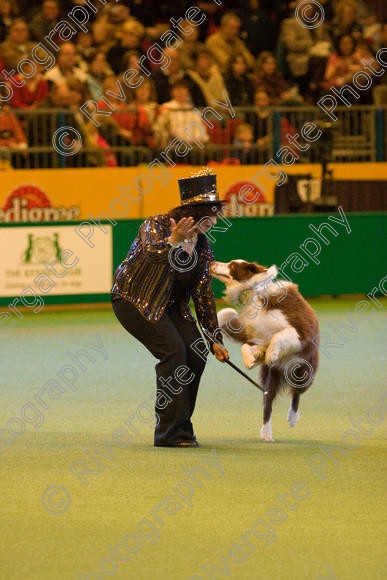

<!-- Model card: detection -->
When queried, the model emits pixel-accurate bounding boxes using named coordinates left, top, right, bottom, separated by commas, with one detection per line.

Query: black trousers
left=111, top=296, right=207, bottom=446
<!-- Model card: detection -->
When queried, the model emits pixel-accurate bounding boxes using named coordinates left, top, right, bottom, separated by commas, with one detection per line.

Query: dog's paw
left=241, top=344, right=256, bottom=369
left=241, top=344, right=265, bottom=369
left=260, top=422, right=275, bottom=442
left=287, top=408, right=299, bottom=427
left=265, top=344, right=280, bottom=365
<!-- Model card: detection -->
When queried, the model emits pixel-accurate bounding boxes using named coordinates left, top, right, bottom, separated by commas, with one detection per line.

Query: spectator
left=9, top=64, right=49, bottom=110
left=76, top=31, right=95, bottom=71
left=307, top=28, right=333, bottom=101
left=86, top=51, right=114, bottom=101
left=93, top=3, right=131, bottom=51
left=25, top=82, right=71, bottom=167
left=249, top=88, right=271, bottom=150
left=82, top=119, right=118, bottom=167
left=322, top=34, right=361, bottom=90
left=67, top=78, right=118, bottom=167
left=0, top=18, right=35, bottom=70
left=279, top=0, right=315, bottom=92
left=240, top=0, right=278, bottom=56
left=0, top=108, right=27, bottom=147
left=176, top=22, right=204, bottom=71
left=352, top=0, right=377, bottom=27
left=185, top=49, right=226, bottom=107
left=29, top=0, right=61, bottom=44
left=231, top=123, right=258, bottom=164
left=154, top=80, right=208, bottom=149
left=106, top=19, right=145, bottom=75
left=67, top=78, right=91, bottom=114
left=12, top=0, right=36, bottom=20
left=331, top=0, right=363, bottom=43
left=224, top=53, right=254, bottom=106
left=0, top=104, right=27, bottom=168
left=31, top=81, right=113, bottom=168
left=233, top=123, right=254, bottom=147
left=0, top=0, right=17, bottom=43
left=152, top=49, right=188, bottom=104
left=97, top=76, right=156, bottom=165
left=353, top=39, right=382, bottom=103
left=358, top=7, right=379, bottom=47
left=254, top=52, right=288, bottom=104
left=132, top=78, right=159, bottom=126
left=116, top=49, right=143, bottom=103
left=121, top=49, right=142, bottom=73
left=375, top=23, right=387, bottom=52
left=285, top=0, right=333, bottom=19
left=45, top=42, right=88, bottom=85
left=205, top=12, right=255, bottom=73
left=66, top=78, right=92, bottom=165
left=34, top=81, right=70, bottom=110
left=354, top=38, right=379, bottom=65
left=95, top=77, right=131, bottom=146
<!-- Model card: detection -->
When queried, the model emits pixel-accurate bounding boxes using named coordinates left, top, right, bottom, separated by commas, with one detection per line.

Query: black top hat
left=178, top=170, right=225, bottom=206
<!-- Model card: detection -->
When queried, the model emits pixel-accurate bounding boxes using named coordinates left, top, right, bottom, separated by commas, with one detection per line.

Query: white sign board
left=297, top=179, right=322, bottom=203
left=0, top=225, right=112, bottom=297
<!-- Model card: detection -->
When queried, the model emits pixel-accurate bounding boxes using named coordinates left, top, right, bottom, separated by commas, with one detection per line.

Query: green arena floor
left=1, top=298, right=386, bottom=580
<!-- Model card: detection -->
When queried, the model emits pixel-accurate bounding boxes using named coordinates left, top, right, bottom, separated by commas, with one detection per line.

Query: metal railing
left=270, top=106, right=378, bottom=163
left=0, top=105, right=385, bottom=169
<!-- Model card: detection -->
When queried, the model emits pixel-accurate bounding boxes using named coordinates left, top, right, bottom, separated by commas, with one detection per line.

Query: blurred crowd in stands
left=0, top=0, right=385, bottom=167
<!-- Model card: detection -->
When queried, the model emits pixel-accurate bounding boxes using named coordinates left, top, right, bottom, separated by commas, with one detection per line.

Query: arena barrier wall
left=1, top=163, right=386, bottom=223
left=0, top=212, right=385, bottom=309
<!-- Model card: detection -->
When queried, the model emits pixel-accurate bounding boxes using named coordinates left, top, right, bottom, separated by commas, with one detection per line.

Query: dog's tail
left=282, top=344, right=319, bottom=394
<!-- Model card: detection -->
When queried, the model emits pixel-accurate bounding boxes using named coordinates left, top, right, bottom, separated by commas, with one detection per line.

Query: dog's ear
left=248, top=263, right=267, bottom=274
left=230, top=261, right=267, bottom=281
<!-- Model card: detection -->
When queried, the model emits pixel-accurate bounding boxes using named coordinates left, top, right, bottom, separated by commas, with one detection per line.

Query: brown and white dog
left=210, top=260, right=319, bottom=442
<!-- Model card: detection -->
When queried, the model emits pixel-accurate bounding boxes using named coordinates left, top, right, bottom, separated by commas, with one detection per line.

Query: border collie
left=210, top=260, right=319, bottom=442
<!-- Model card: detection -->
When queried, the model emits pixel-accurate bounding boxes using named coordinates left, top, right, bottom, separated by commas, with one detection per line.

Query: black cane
left=225, top=359, right=265, bottom=393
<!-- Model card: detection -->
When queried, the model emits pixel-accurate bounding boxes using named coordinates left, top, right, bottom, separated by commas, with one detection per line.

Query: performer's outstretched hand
left=169, top=217, right=196, bottom=243
left=213, top=343, right=230, bottom=362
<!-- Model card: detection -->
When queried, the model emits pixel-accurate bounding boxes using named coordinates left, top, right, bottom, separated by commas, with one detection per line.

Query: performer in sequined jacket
left=111, top=169, right=229, bottom=448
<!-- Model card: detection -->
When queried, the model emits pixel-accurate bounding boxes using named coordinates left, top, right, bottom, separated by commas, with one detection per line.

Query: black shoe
left=155, top=440, right=199, bottom=448
left=176, top=440, right=199, bottom=448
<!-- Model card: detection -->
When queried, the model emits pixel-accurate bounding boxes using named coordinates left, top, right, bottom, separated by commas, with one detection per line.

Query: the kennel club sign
left=0, top=225, right=112, bottom=297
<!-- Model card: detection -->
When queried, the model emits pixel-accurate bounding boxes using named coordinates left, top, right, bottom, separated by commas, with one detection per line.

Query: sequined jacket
left=111, top=214, right=223, bottom=347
